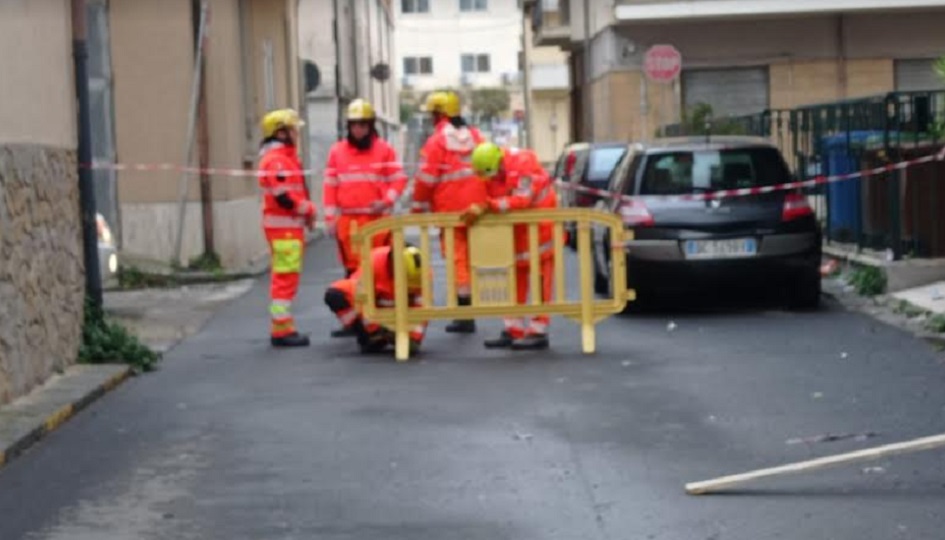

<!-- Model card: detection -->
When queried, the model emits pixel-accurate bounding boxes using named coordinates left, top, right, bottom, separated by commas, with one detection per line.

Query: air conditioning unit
left=460, top=73, right=475, bottom=87
left=401, top=75, right=414, bottom=89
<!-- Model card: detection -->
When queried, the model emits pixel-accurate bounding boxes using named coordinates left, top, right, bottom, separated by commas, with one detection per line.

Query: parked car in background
left=96, top=213, right=119, bottom=286
left=592, top=137, right=822, bottom=309
left=553, top=142, right=627, bottom=246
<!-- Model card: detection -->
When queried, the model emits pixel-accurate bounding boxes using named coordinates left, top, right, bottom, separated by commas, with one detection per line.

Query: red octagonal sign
left=644, top=45, right=682, bottom=84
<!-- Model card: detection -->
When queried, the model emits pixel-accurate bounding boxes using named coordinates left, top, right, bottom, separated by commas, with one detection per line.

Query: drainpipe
left=71, top=0, right=103, bottom=308
left=582, top=0, right=594, bottom=141
left=333, top=0, right=344, bottom=140
left=836, top=14, right=848, bottom=99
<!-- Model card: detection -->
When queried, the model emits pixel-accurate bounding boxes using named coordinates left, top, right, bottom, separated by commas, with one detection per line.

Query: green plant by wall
left=926, top=314, right=945, bottom=334
left=79, top=298, right=161, bottom=372
left=679, top=103, right=749, bottom=136
left=848, top=266, right=887, bottom=297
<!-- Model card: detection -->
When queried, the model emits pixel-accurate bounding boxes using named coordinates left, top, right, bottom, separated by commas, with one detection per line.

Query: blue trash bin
left=821, top=131, right=882, bottom=242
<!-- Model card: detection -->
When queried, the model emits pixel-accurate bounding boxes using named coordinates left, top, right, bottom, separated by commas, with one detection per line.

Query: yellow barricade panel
left=469, top=223, right=516, bottom=308
left=355, top=209, right=634, bottom=362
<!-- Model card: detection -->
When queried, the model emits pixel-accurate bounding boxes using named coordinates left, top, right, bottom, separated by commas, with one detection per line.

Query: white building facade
left=395, top=0, right=523, bottom=93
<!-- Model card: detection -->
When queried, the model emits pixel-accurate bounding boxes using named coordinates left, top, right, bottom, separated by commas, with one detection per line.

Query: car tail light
left=619, top=199, right=654, bottom=227
left=782, top=192, right=814, bottom=222
left=564, top=151, right=576, bottom=177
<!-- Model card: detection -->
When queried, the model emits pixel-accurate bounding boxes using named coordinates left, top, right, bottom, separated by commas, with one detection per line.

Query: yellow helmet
left=261, top=108, right=304, bottom=139
left=403, top=246, right=423, bottom=290
left=471, top=142, right=504, bottom=178
left=423, top=91, right=461, bottom=117
left=347, top=99, right=376, bottom=121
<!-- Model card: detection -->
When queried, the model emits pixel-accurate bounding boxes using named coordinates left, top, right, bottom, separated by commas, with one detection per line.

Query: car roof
left=563, top=141, right=626, bottom=153
left=639, top=136, right=778, bottom=154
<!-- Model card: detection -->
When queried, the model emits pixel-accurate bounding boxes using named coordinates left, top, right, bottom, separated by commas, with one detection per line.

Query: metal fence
left=661, top=91, right=945, bottom=259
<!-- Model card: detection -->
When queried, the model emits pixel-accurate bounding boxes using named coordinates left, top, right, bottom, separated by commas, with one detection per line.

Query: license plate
left=683, top=238, right=757, bottom=260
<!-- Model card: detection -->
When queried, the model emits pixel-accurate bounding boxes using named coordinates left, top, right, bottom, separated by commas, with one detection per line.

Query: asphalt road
left=2, top=239, right=945, bottom=540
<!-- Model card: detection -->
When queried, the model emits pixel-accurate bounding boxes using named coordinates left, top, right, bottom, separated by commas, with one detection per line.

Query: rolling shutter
left=895, top=59, right=944, bottom=92
left=682, top=67, right=769, bottom=117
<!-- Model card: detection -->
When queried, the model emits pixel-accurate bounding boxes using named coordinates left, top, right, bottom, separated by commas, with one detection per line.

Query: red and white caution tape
left=555, top=146, right=945, bottom=204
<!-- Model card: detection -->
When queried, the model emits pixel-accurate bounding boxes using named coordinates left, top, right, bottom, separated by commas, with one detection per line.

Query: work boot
left=483, top=331, right=515, bottom=349
left=445, top=295, right=476, bottom=334
left=445, top=319, right=476, bottom=334
left=359, top=331, right=391, bottom=354
left=271, top=332, right=311, bottom=348
left=330, top=326, right=357, bottom=338
left=511, top=334, right=549, bottom=351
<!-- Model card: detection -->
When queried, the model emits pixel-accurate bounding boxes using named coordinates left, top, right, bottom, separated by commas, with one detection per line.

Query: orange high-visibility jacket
left=412, top=119, right=487, bottom=213
left=258, top=142, right=316, bottom=229
left=487, top=148, right=558, bottom=259
left=323, top=137, right=406, bottom=221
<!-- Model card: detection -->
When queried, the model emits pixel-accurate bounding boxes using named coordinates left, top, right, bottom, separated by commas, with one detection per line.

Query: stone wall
left=0, top=145, right=85, bottom=404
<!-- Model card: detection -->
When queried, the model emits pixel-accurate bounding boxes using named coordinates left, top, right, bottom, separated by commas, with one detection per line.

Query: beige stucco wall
left=0, top=0, right=76, bottom=148
left=110, top=0, right=194, bottom=205
left=110, top=0, right=299, bottom=268
left=0, top=0, right=84, bottom=403
left=769, top=59, right=895, bottom=110
left=588, top=69, right=676, bottom=143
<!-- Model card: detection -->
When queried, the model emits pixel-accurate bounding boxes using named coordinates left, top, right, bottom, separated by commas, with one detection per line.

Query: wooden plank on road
left=686, top=433, right=945, bottom=495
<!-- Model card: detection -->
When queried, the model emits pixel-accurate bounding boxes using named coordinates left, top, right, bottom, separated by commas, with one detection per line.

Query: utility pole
left=521, top=3, right=532, bottom=149
left=71, top=0, right=103, bottom=308
left=194, top=0, right=215, bottom=261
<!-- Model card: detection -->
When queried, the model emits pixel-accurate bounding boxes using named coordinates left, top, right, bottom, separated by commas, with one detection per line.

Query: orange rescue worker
left=258, top=108, right=316, bottom=348
left=463, top=143, right=557, bottom=350
left=324, top=246, right=428, bottom=354
left=324, top=99, right=406, bottom=276
left=411, top=91, right=486, bottom=334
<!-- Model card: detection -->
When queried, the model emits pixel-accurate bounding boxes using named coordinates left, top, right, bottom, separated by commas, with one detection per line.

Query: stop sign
left=644, top=45, right=682, bottom=83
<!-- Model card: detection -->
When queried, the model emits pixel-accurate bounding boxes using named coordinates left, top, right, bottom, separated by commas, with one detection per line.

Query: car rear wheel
left=788, top=271, right=821, bottom=311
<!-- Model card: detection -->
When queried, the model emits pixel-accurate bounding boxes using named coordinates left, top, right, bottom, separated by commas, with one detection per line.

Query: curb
left=0, top=366, right=132, bottom=470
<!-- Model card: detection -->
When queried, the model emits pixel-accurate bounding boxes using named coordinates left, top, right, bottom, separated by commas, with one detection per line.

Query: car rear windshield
left=588, top=147, right=626, bottom=179
left=640, top=148, right=791, bottom=195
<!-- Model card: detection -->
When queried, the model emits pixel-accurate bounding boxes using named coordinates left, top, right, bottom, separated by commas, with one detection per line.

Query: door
left=682, top=67, right=769, bottom=118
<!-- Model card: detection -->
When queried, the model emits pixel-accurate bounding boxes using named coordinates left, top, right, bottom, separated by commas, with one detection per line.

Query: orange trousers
left=440, top=227, right=471, bottom=297
left=336, top=214, right=391, bottom=275
left=504, top=255, right=554, bottom=338
left=326, top=277, right=426, bottom=343
left=266, top=227, right=305, bottom=338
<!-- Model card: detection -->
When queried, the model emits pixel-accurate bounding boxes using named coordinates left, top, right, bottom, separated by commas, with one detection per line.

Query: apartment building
left=533, top=0, right=945, bottom=142
left=523, top=0, right=573, bottom=165
left=299, top=0, right=400, bottom=208
left=395, top=0, right=523, bottom=102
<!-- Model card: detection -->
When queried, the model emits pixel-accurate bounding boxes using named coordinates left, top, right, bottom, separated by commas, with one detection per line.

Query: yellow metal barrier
left=354, top=209, right=635, bottom=361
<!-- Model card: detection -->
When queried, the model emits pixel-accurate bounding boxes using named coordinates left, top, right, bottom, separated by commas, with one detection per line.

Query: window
left=403, top=56, right=433, bottom=75
left=460, top=0, right=488, bottom=11
left=588, top=147, right=626, bottom=180
left=461, top=54, right=490, bottom=74
left=402, top=0, right=429, bottom=14
left=640, top=148, right=790, bottom=196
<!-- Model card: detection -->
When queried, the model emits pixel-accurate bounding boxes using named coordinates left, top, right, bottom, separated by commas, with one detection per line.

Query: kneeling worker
left=464, top=143, right=557, bottom=350
left=324, top=246, right=427, bottom=354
